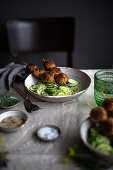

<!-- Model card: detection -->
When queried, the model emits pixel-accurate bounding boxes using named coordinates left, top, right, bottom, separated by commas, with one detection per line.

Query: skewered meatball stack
left=26, top=63, right=45, bottom=79
left=43, top=59, right=56, bottom=71
left=102, top=98, right=113, bottom=117
left=99, top=117, right=113, bottom=136
left=89, top=97, right=113, bottom=136
left=40, top=72, right=54, bottom=84
left=90, top=107, right=107, bottom=123
left=50, top=67, right=62, bottom=76
left=26, top=59, right=69, bottom=86
left=55, top=73, right=68, bottom=84
left=33, top=67, right=45, bottom=78
left=26, top=63, right=38, bottom=73
left=43, top=59, right=68, bottom=84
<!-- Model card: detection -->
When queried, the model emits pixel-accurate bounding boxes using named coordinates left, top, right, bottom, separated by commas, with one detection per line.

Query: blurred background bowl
left=80, top=118, right=113, bottom=162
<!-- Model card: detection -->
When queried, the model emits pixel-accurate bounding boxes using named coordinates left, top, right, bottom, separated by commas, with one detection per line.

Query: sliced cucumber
left=67, top=79, right=78, bottom=86
left=45, top=83, right=58, bottom=88
left=37, top=89, right=42, bottom=95
left=31, top=83, right=41, bottom=89
left=89, top=127, right=113, bottom=155
left=41, top=91, right=49, bottom=96
left=59, top=85, right=73, bottom=95
left=55, top=91, right=66, bottom=96
left=96, top=144, right=113, bottom=154
left=95, top=135, right=110, bottom=145
left=29, top=87, right=37, bottom=92
left=45, top=87, right=57, bottom=94
left=70, top=86, right=79, bottom=93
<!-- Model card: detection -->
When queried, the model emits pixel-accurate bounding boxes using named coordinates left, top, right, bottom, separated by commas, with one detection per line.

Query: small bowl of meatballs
left=24, top=59, right=91, bottom=102
left=80, top=98, right=113, bottom=162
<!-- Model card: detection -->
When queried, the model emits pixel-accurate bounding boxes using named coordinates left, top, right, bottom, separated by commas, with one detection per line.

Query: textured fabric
left=0, top=62, right=27, bottom=94
left=1, top=70, right=105, bottom=170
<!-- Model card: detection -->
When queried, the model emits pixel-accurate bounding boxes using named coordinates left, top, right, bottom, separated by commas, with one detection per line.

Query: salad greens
left=0, top=92, right=19, bottom=108
left=88, top=127, right=113, bottom=155
left=29, top=79, right=79, bottom=96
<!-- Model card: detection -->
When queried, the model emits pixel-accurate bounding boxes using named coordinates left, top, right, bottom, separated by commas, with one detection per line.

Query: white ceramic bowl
left=80, top=118, right=113, bottom=162
left=0, top=110, right=28, bottom=132
left=24, top=67, right=91, bottom=102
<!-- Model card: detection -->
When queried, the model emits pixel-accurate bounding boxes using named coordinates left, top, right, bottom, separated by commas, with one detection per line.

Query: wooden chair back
left=6, top=17, right=75, bottom=67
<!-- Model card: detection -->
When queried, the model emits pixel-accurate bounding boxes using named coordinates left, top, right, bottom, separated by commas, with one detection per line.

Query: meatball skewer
left=101, top=91, right=113, bottom=117
left=86, top=101, right=108, bottom=123
left=23, top=61, right=46, bottom=79
left=23, top=61, right=38, bottom=73
left=43, top=59, right=56, bottom=71
left=40, top=71, right=59, bottom=86
left=54, top=73, right=69, bottom=87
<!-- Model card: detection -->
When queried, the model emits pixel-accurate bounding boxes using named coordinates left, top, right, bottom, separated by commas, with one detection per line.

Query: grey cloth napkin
left=0, top=62, right=27, bottom=94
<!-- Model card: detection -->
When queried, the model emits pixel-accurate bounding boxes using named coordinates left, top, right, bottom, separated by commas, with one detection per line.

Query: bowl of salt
left=37, top=125, right=61, bottom=142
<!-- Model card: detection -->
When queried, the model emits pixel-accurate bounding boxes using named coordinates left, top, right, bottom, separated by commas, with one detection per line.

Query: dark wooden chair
left=6, top=17, right=75, bottom=67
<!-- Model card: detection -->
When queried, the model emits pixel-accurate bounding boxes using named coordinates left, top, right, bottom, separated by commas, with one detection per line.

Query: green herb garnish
left=64, top=145, right=113, bottom=170
left=0, top=133, right=8, bottom=167
left=0, top=92, right=19, bottom=108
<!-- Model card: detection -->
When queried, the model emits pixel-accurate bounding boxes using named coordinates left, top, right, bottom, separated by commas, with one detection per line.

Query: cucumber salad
left=29, top=79, right=79, bottom=96
left=88, top=127, right=113, bottom=155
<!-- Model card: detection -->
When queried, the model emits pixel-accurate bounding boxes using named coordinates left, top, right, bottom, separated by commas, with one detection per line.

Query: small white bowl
left=0, top=110, right=28, bottom=132
left=37, top=125, right=61, bottom=142
left=24, top=67, right=91, bottom=102
left=80, top=118, right=113, bottom=162
left=0, top=94, right=20, bottom=109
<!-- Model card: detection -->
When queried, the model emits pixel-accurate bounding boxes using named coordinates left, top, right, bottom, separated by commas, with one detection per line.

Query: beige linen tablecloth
left=1, top=70, right=101, bottom=170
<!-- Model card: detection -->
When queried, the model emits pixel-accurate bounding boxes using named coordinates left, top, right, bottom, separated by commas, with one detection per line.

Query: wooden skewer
left=43, top=58, right=48, bottom=62
left=52, top=81, right=59, bottom=87
left=64, top=83, right=69, bottom=88
left=22, top=61, right=28, bottom=65
left=86, top=101, right=92, bottom=109
left=101, top=91, right=106, bottom=98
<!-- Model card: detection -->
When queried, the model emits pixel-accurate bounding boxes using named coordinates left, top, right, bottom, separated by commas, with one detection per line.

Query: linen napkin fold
left=0, top=62, right=28, bottom=94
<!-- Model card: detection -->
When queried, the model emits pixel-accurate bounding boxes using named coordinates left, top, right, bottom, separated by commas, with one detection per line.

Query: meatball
left=40, top=72, right=54, bottom=84
left=90, top=106, right=108, bottom=123
left=33, top=67, right=45, bottom=78
left=54, top=73, right=68, bottom=84
left=102, top=98, right=113, bottom=112
left=99, top=117, right=113, bottom=136
left=50, top=67, right=62, bottom=76
left=26, top=63, right=37, bottom=73
left=43, top=59, right=56, bottom=70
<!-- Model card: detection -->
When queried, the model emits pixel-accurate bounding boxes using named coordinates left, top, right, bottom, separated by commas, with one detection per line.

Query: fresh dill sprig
left=0, top=133, right=8, bottom=167
left=64, top=145, right=113, bottom=170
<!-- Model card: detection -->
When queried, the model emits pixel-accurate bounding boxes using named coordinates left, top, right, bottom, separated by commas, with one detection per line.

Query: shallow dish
left=0, top=92, right=20, bottom=109
left=80, top=118, right=113, bottom=162
left=0, top=110, right=28, bottom=132
left=37, top=125, right=61, bottom=142
left=24, top=67, right=91, bottom=102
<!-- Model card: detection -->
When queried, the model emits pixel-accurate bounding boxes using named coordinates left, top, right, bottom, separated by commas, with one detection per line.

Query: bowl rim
left=24, top=67, right=91, bottom=99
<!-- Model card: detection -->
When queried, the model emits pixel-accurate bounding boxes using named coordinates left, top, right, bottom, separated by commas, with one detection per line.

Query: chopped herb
left=0, top=133, right=8, bottom=167
left=64, top=145, right=113, bottom=170
left=0, top=92, right=19, bottom=108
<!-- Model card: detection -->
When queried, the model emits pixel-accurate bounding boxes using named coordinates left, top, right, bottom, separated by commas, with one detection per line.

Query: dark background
left=0, top=0, right=113, bottom=69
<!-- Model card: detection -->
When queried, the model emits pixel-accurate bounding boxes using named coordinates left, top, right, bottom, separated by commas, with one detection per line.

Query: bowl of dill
left=0, top=92, right=19, bottom=109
